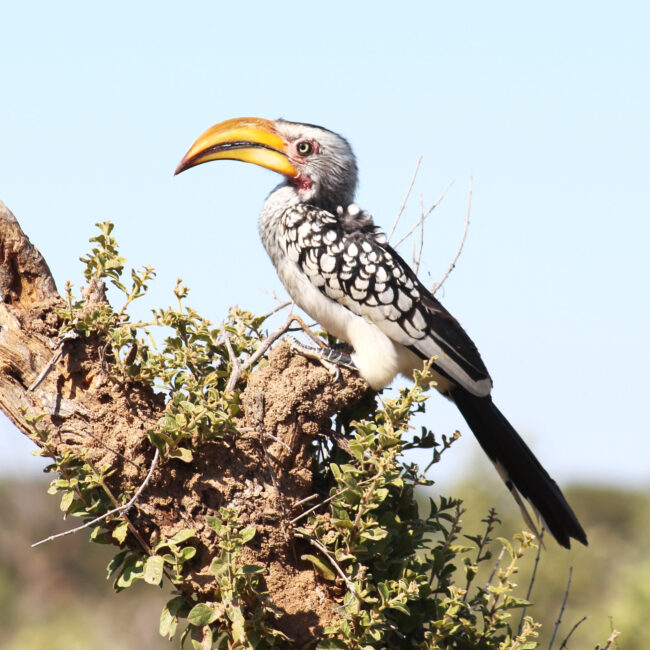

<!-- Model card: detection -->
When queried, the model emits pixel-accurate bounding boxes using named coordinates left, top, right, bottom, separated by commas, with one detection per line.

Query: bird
left=175, top=117, right=587, bottom=549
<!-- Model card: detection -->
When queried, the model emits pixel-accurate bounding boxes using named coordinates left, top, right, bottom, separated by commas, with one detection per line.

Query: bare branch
left=32, top=448, right=160, bottom=548
left=413, top=193, right=426, bottom=274
left=262, top=299, right=293, bottom=320
left=1, top=199, right=371, bottom=645
left=431, top=174, right=472, bottom=295
left=224, top=312, right=327, bottom=392
left=559, top=616, right=588, bottom=649
left=486, top=545, right=506, bottom=590
left=261, top=288, right=294, bottom=319
left=393, top=180, right=454, bottom=249
left=598, top=630, right=620, bottom=650
left=295, top=532, right=357, bottom=597
left=27, top=330, right=79, bottom=391
left=239, top=426, right=291, bottom=452
left=290, top=478, right=375, bottom=525
left=387, top=156, right=422, bottom=242
left=291, top=493, right=320, bottom=509
left=519, top=528, right=544, bottom=633
left=548, top=566, right=573, bottom=650
left=222, top=324, right=243, bottom=392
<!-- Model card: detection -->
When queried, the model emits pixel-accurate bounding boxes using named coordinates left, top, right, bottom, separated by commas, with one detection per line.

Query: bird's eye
left=296, top=140, right=313, bottom=156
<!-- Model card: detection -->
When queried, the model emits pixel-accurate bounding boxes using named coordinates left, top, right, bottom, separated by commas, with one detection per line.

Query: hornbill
left=175, top=117, right=587, bottom=549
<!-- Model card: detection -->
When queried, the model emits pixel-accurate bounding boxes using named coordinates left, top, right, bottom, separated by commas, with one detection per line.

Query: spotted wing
left=280, top=203, right=492, bottom=394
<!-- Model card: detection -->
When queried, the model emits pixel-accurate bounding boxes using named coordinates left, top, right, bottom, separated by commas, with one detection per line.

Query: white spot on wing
left=376, top=266, right=388, bottom=283
left=397, top=291, right=412, bottom=312
left=378, top=287, right=394, bottom=304
left=411, top=309, right=427, bottom=330
left=320, top=253, right=336, bottom=273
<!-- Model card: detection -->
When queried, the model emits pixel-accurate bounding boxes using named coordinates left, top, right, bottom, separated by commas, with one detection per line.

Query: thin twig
left=598, top=630, right=620, bottom=650
left=83, top=456, right=154, bottom=556
left=292, top=493, right=320, bottom=509
left=519, top=528, right=544, bottom=633
left=393, top=180, right=454, bottom=249
left=28, top=330, right=79, bottom=391
left=262, top=288, right=293, bottom=313
left=428, top=502, right=464, bottom=588
left=548, top=566, right=573, bottom=650
left=286, top=314, right=327, bottom=348
left=239, top=426, right=292, bottom=453
left=290, top=478, right=375, bottom=525
left=609, top=617, right=620, bottom=650
left=559, top=616, right=588, bottom=649
left=296, top=532, right=356, bottom=596
left=431, top=174, right=472, bottom=294
left=225, top=313, right=327, bottom=392
left=61, top=427, right=139, bottom=469
left=463, top=508, right=498, bottom=602
left=261, top=430, right=291, bottom=452
left=486, top=545, right=506, bottom=589
left=262, top=300, right=293, bottom=320
left=387, top=156, right=422, bottom=242
left=413, top=193, right=426, bottom=274
left=222, top=325, right=242, bottom=392
left=32, top=448, right=160, bottom=548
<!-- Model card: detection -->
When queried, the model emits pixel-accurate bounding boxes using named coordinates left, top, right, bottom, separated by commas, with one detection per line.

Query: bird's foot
left=286, top=336, right=356, bottom=381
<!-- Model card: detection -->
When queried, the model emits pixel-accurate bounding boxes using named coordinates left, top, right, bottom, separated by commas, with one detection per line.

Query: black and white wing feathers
left=280, top=202, right=492, bottom=395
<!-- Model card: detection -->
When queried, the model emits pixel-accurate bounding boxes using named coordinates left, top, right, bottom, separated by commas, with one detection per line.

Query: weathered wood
left=0, top=200, right=368, bottom=644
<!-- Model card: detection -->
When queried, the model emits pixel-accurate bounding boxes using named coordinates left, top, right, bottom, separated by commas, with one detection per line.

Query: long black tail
left=451, top=388, right=587, bottom=548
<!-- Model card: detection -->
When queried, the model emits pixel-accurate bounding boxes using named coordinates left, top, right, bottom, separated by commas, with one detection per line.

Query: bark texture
left=0, top=200, right=369, bottom=646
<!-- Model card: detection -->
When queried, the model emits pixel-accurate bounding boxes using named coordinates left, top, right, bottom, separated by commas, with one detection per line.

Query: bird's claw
left=286, top=336, right=355, bottom=382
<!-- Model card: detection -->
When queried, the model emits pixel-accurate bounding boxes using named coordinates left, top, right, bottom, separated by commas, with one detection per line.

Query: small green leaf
left=60, top=490, right=75, bottom=512
left=301, top=554, right=336, bottom=581
left=144, top=555, right=165, bottom=585
left=206, top=516, right=224, bottom=535
left=317, top=639, right=348, bottom=649
left=240, top=526, right=256, bottom=544
left=389, top=601, right=411, bottom=615
left=106, top=550, right=128, bottom=580
left=332, top=518, right=355, bottom=530
left=159, top=598, right=182, bottom=639
left=360, top=527, right=388, bottom=541
left=168, top=447, right=194, bottom=463
left=112, top=520, right=129, bottom=544
left=178, top=546, right=197, bottom=562
left=374, top=487, right=389, bottom=502
left=188, top=602, right=218, bottom=626
left=115, top=554, right=145, bottom=590
left=239, top=564, right=265, bottom=575
left=168, top=528, right=196, bottom=545
left=497, top=537, right=514, bottom=558
left=503, top=595, right=533, bottom=609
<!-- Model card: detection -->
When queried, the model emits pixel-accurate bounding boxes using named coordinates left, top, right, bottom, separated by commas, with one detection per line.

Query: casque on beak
left=174, top=117, right=298, bottom=178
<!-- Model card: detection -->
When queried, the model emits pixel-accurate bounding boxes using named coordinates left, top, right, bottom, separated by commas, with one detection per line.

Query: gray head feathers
left=275, top=119, right=358, bottom=212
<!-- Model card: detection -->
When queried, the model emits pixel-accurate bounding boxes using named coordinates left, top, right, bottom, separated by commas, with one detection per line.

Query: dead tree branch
left=393, top=180, right=454, bottom=249
left=388, top=156, right=422, bottom=241
left=549, top=566, right=573, bottom=649
left=0, top=199, right=369, bottom=646
left=32, top=448, right=160, bottom=548
left=432, top=175, right=472, bottom=294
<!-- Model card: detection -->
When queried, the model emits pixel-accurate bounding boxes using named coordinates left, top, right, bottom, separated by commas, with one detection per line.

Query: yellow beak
left=174, top=117, right=298, bottom=178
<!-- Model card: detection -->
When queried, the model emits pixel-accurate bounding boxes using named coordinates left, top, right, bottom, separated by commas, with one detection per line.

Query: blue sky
left=1, top=1, right=648, bottom=488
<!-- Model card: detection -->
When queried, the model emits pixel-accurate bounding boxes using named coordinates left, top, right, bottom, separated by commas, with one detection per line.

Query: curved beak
left=174, top=117, right=298, bottom=178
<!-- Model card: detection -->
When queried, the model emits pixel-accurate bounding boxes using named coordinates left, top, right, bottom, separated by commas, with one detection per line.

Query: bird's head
left=175, top=117, right=358, bottom=211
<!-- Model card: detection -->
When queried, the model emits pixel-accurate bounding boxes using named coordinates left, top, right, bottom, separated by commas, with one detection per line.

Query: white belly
left=276, top=257, right=407, bottom=389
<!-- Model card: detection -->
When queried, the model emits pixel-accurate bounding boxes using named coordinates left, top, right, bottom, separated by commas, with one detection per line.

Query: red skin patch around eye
left=288, top=139, right=319, bottom=192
